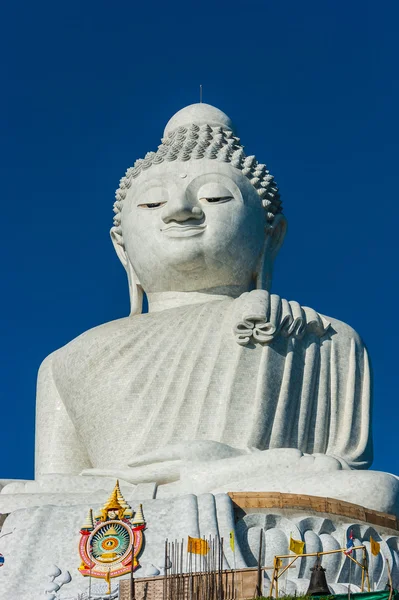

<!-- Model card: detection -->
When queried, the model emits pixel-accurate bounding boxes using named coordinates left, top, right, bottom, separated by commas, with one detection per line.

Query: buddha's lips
left=161, top=223, right=206, bottom=237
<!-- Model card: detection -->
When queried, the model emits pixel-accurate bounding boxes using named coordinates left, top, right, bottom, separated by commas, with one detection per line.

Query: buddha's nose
left=161, top=195, right=203, bottom=224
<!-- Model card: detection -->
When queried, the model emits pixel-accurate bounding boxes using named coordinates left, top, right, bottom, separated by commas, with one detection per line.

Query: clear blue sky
left=1, top=0, right=398, bottom=479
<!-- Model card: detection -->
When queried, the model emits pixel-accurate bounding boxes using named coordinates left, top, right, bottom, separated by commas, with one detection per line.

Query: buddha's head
left=111, top=104, right=287, bottom=314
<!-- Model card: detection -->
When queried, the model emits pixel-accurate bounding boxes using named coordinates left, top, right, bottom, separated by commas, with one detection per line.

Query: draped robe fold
left=48, top=294, right=372, bottom=472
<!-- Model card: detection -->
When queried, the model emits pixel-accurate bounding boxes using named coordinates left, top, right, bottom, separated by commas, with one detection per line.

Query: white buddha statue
left=3, top=103, right=398, bottom=515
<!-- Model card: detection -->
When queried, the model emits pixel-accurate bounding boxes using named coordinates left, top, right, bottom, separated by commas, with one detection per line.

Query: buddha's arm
left=35, top=353, right=92, bottom=477
left=322, top=318, right=373, bottom=469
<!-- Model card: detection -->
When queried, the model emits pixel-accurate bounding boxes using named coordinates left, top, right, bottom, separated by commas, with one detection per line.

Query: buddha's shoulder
left=317, top=311, right=366, bottom=347
left=39, top=315, right=150, bottom=373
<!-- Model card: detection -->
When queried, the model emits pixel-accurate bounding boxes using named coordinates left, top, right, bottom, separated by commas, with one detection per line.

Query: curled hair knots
left=204, top=144, right=219, bottom=159
left=230, top=148, right=245, bottom=168
left=219, top=145, right=232, bottom=162
left=113, top=121, right=282, bottom=243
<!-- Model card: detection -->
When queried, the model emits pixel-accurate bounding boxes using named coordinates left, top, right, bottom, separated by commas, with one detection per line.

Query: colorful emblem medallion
left=78, top=481, right=145, bottom=580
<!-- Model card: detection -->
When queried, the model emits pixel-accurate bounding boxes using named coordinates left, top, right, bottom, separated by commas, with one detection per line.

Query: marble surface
left=0, top=493, right=240, bottom=600
left=1, top=474, right=137, bottom=495
left=1, top=102, right=397, bottom=598
left=237, top=508, right=399, bottom=594
left=0, top=493, right=398, bottom=599
left=0, top=482, right=156, bottom=513
left=211, top=467, right=399, bottom=515
left=29, top=294, right=373, bottom=490
left=29, top=103, right=373, bottom=492
left=163, top=103, right=234, bottom=136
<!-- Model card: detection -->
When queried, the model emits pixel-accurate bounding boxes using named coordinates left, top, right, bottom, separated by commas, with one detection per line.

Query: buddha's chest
left=53, top=302, right=294, bottom=466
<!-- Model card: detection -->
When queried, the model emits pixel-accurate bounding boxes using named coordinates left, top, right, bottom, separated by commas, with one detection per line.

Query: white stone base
left=0, top=493, right=239, bottom=600
left=0, top=493, right=398, bottom=599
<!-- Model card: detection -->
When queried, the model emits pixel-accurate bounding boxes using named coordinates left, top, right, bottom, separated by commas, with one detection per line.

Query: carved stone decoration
left=232, top=290, right=330, bottom=345
left=78, top=482, right=145, bottom=581
left=236, top=513, right=399, bottom=592
left=42, top=565, right=72, bottom=600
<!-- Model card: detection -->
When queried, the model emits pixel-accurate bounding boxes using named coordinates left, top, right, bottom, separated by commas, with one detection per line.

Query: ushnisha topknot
left=112, top=104, right=282, bottom=247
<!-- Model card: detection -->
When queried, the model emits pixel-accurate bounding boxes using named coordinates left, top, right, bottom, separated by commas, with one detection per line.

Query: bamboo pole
left=130, top=546, right=135, bottom=600
left=361, top=546, right=366, bottom=592
left=269, top=556, right=277, bottom=598
left=366, top=556, right=371, bottom=593
left=348, top=548, right=353, bottom=600
left=273, top=544, right=365, bottom=559
left=347, top=554, right=367, bottom=570
left=211, top=537, right=215, bottom=600
left=256, top=529, right=263, bottom=598
left=275, top=562, right=279, bottom=599
left=181, top=538, right=185, bottom=600
left=387, top=558, right=393, bottom=600
left=268, top=545, right=371, bottom=599
left=217, top=536, right=222, bottom=600
left=163, top=540, right=167, bottom=600
left=189, top=544, right=193, bottom=600
left=172, top=540, right=175, bottom=600
left=362, top=545, right=370, bottom=593
left=275, top=555, right=298, bottom=579
left=219, top=537, right=224, bottom=600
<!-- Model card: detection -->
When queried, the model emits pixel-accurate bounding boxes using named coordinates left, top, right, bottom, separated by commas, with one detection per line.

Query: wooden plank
left=227, top=491, right=399, bottom=531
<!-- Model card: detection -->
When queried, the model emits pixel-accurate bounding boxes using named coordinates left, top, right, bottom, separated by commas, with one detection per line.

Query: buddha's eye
left=198, top=183, right=234, bottom=205
left=200, top=196, right=233, bottom=204
left=137, top=202, right=167, bottom=209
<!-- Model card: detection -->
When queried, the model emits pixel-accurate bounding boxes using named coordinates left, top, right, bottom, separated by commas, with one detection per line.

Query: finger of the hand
left=81, top=461, right=181, bottom=485
left=128, top=440, right=245, bottom=467
left=128, top=444, right=185, bottom=467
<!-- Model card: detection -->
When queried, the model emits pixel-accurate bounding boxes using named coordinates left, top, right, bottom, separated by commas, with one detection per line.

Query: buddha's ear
left=110, top=226, right=128, bottom=267
left=255, top=214, right=287, bottom=291
left=110, top=227, right=143, bottom=316
left=268, top=213, right=287, bottom=258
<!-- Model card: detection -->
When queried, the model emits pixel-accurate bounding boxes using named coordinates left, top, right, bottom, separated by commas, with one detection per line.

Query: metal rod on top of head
left=200, top=84, right=203, bottom=103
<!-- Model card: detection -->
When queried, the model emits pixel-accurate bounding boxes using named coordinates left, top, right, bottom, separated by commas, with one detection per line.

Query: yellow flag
left=229, top=531, right=235, bottom=552
left=289, top=536, right=305, bottom=555
left=370, top=536, right=380, bottom=557
left=187, top=536, right=210, bottom=555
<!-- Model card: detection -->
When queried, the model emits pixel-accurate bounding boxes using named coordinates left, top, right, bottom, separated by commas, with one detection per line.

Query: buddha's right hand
left=127, top=440, right=248, bottom=468
left=81, top=441, right=247, bottom=485
left=80, top=461, right=182, bottom=485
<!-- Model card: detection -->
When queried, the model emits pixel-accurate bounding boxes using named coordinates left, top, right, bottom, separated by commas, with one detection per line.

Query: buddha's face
left=120, top=160, right=266, bottom=293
